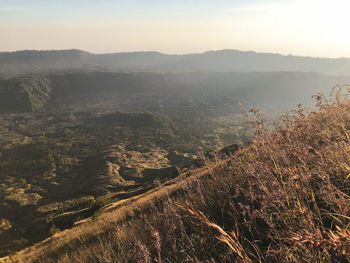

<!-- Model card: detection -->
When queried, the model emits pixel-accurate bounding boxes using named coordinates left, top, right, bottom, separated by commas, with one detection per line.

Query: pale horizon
left=1, top=0, right=350, bottom=58
left=3, top=48, right=350, bottom=60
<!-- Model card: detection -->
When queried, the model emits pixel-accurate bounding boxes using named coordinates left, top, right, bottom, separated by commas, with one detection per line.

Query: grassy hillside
left=3, top=88, right=350, bottom=262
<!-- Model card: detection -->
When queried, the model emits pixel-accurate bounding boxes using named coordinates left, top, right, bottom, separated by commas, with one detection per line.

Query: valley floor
left=3, top=90, right=350, bottom=262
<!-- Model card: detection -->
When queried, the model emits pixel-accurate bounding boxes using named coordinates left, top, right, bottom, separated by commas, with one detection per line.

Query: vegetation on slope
left=1, top=71, right=350, bottom=116
left=0, top=107, right=241, bottom=257
left=38, top=87, right=350, bottom=262
left=0, top=76, right=51, bottom=113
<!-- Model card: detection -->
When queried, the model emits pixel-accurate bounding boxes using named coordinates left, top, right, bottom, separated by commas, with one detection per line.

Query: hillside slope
left=0, top=108, right=214, bottom=257
left=3, top=89, right=350, bottom=262
left=1, top=71, right=350, bottom=114
left=0, top=76, right=51, bottom=113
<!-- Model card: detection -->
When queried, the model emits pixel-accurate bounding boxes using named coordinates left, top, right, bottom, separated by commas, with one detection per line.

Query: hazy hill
left=1, top=71, right=349, bottom=114
left=1, top=49, right=350, bottom=76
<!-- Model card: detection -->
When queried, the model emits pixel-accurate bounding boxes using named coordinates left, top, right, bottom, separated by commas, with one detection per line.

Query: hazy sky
left=1, top=0, right=350, bottom=57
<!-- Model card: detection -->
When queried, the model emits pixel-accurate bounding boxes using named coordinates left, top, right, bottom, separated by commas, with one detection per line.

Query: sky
left=1, top=0, right=350, bottom=58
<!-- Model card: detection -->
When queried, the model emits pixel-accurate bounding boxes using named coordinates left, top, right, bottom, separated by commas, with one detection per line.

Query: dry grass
left=0, top=165, right=211, bottom=263
left=4, top=87, right=350, bottom=262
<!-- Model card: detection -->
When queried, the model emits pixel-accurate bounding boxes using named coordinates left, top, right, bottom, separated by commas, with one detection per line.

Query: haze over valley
left=1, top=48, right=349, bottom=260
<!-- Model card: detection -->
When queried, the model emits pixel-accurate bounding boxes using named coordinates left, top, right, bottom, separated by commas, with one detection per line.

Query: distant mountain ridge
left=1, top=49, right=350, bottom=76
left=1, top=71, right=350, bottom=114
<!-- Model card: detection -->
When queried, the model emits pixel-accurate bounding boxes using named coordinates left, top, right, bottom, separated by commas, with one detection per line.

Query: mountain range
left=1, top=49, right=350, bottom=76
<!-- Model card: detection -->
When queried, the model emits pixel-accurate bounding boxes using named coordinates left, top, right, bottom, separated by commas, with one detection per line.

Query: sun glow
left=0, top=0, right=350, bottom=57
